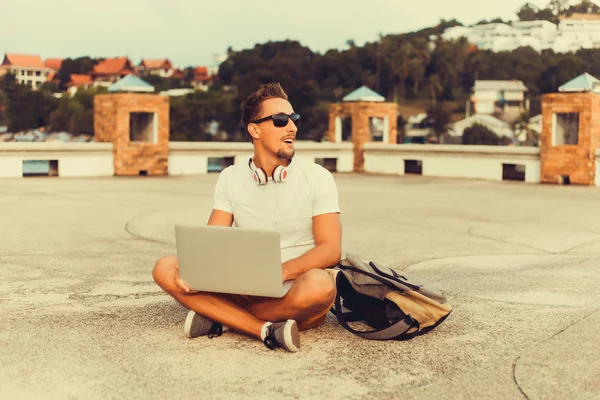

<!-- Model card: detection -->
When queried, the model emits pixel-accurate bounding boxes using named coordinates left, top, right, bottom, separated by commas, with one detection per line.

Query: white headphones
left=248, top=158, right=290, bottom=185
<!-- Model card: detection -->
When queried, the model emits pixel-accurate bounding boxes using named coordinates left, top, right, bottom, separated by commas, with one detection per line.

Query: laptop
left=174, top=224, right=293, bottom=298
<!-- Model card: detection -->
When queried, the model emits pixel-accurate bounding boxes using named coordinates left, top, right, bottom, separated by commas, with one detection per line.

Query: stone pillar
left=388, top=108, right=398, bottom=144
left=540, top=92, right=600, bottom=185
left=352, top=105, right=370, bottom=172
left=328, top=103, right=343, bottom=143
left=335, top=116, right=342, bottom=143
left=94, top=93, right=170, bottom=176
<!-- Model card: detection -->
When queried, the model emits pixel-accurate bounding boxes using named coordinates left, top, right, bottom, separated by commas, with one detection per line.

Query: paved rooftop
left=1, top=173, right=599, bottom=399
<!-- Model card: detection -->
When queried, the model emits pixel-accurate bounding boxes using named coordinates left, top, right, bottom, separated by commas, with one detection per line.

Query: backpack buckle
left=405, top=314, right=420, bottom=330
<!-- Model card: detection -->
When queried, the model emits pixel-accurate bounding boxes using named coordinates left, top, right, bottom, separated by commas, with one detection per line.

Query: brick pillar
left=388, top=109, right=398, bottom=144
left=328, top=107, right=337, bottom=143
left=540, top=92, right=600, bottom=185
left=352, top=105, right=369, bottom=172
left=94, top=93, right=170, bottom=176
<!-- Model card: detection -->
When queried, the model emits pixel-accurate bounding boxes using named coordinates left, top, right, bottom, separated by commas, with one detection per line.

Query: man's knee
left=152, top=255, right=177, bottom=291
left=299, top=269, right=336, bottom=309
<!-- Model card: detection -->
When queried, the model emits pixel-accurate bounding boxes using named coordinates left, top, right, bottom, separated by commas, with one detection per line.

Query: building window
left=36, top=71, right=41, bottom=76
left=27, top=71, right=33, bottom=76
left=129, top=112, right=157, bottom=143
left=552, top=113, right=579, bottom=146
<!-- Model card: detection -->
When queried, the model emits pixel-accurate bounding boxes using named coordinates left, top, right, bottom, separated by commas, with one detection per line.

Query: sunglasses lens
left=272, top=114, right=289, bottom=127
left=291, top=113, right=301, bottom=127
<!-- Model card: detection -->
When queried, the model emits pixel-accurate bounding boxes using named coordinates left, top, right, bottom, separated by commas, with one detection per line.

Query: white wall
left=168, top=141, right=354, bottom=175
left=0, top=142, right=114, bottom=178
left=8, top=67, right=52, bottom=89
left=363, top=143, right=541, bottom=183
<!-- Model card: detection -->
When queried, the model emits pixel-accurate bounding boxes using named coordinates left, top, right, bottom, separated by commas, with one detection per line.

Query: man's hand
left=281, top=212, right=342, bottom=281
left=174, top=263, right=198, bottom=294
left=282, top=264, right=291, bottom=282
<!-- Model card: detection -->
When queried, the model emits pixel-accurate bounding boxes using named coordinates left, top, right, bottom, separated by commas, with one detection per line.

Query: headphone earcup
left=272, top=165, right=289, bottom=183
left=249, top=158, right=268, bottom=185
left=255, top=167, right=267, bottom=185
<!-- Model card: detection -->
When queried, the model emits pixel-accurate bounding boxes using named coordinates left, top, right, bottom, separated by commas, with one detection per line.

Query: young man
left=152, top=82, right=342, bottom=352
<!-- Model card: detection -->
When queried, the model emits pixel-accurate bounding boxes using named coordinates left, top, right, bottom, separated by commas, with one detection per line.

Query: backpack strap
left=332, top=271, right=420, bottom=340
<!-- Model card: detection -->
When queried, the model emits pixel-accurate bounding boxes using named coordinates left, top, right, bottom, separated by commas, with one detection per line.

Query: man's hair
left=240, top=82, right=289, bottom=139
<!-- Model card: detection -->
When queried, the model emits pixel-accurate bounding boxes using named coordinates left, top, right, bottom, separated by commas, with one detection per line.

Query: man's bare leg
left=247, top=269, right=336, bottom=326
left=152, top=255, right=265, bottom=339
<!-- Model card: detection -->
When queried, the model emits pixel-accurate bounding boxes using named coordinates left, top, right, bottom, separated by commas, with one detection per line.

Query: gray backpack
left=330, top=253, right=452, bottom=340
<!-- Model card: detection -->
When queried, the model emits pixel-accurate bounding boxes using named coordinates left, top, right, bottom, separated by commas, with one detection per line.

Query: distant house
left=469, top=80, right=529, bottom=124
left=91, top=57, right=133, bottom=84
left=43, top=58, right=62, bottom=71
left=191, top=66, right=212, bottom=89
left=403, top=113, right=434, bottom=144
left=42, top=59, right=63, bottom=87
left=67, top=74, right=94, bottom=96
left=137, top=59, right=174, bottom=78
left=0, top=53, right=55, bottom=89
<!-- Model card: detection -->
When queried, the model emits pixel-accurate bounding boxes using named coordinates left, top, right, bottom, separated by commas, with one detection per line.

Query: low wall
left=168, top=141, right=354, bottom=175
left=363, top=144, right=542, bottom=183
left=0, top=142, right=114, bottom=178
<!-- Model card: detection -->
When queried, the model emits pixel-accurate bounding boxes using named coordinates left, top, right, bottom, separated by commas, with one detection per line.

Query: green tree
left=462, top=123, right=501, bottom=145
left=426, top=102, right=452, bottom=140
left=0, top=88, right=9, bottom=127
left=513, top=110, right=540, bottom=146
left=538, top=54, right=586, bottom=93
left=517, top=3, right=540, bottom=20
left=565, top=0, right=600, bottom=14
left=49, top=96, right=71, bottom=132
left=57, top=57, right=97, bottom=89
left=427, top=74, right=443, bottom=103
left=169, top=90, right=237, bottom=141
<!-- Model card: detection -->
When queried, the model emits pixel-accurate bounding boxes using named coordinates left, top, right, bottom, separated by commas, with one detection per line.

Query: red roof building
left=191, top=66, right=213, bottom=88
left=0, top=53, right=54, bottom=89
left=137, top=58, right=174, bottom=78
left=44, top=58, right=63, bottom=71
left=91, top=57, right=133, bottom=83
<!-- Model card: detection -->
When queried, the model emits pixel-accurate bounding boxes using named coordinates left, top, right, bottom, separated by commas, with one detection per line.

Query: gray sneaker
left=183, top=310, right=223, bottom=339
left=263, top=320, right=300, bottom=352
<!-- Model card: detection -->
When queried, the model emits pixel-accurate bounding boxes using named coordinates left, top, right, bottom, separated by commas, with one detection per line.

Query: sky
left=1, top=0, right=552, bottom=69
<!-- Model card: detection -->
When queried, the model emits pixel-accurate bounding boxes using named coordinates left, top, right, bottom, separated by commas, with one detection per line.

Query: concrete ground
left=1, top=172, right=599, bottom=400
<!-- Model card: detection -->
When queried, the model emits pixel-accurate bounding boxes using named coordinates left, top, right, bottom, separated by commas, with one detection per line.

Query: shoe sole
left=284, top=320, right=300, bottom=352
left=183, top=310, right=196, bottom=338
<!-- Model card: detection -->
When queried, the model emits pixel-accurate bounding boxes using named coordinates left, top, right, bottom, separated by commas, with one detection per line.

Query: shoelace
left=207, top=322, right=223, bottom=339
left=263, top=325, right=277, bottom=350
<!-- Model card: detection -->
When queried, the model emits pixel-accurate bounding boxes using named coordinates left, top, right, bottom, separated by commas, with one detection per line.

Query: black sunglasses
left=252, top=113, right=301, bottom=128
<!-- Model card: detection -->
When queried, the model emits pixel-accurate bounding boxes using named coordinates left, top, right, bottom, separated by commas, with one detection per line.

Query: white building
left=448, top=113, right=517, bottom=142
left=0, top=53, right=54, bottom=89
left=553, top=18, right=600, bottom=52
left=511, top=20, right=557, bottom=51
left=441, top=17, right=600, bottom=54
left=442, top=23, right=521, bottom=52
left=469, top=80, right=529, bottom=124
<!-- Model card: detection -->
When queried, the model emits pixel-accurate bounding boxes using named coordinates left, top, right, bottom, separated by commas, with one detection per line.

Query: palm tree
left=512, top=110, right=540, bottom=146
left=427, top=74, right=443, bottom=104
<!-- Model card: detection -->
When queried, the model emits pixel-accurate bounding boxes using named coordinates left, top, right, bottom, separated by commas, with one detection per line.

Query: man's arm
left=281, top=212, right=342, bottom=281
left=207, top=209, right=233, bottom=227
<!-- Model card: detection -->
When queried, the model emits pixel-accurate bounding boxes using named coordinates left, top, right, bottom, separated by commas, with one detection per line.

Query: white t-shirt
left=212, top=157, right=341, bottom=263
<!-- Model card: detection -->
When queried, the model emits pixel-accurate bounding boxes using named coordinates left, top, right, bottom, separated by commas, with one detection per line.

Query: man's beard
left=276, top=148, right=294, bottom=160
